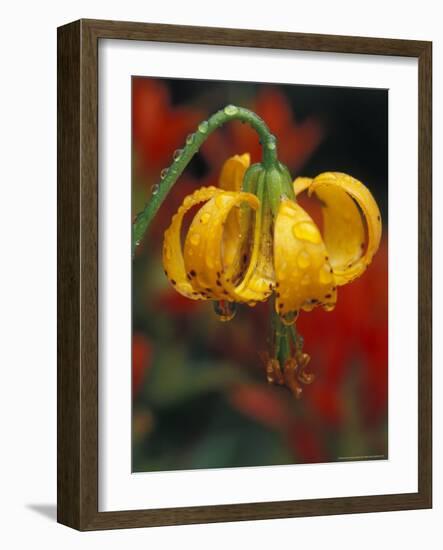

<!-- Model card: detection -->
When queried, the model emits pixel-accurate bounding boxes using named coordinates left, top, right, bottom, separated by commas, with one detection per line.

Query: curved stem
left=132, top=105, right=277, bottom=256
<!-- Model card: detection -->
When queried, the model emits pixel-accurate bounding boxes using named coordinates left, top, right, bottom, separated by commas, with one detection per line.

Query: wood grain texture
left=57, top=19, right=432, bottom=531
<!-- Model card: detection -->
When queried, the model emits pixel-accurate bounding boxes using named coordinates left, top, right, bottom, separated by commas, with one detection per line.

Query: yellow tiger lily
left=162, top=154, right=382, bottom=324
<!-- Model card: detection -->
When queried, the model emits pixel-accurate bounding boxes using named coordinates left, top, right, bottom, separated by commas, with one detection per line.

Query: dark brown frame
left=57, top=18, right=432, bottom=531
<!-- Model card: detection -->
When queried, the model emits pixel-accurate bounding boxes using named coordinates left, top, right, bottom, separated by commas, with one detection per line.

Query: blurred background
left=132, top=77, right=388, bottom=472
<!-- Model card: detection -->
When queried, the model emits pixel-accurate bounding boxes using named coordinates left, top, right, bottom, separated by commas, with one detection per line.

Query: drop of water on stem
left=186, top=133, right=195, bottom=145
left=198, top=120, right=209, bottom=134
left=224, top=105, right=238, bottom=116
left=160, top=168, right=168, bottom=180
left=151, top=184, right=159, bottom=195
left=173, top=149, right=183, bottom=161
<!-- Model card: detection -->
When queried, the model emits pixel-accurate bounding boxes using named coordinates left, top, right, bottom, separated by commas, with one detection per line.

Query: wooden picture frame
left=57, top=18, right=432, bottom=530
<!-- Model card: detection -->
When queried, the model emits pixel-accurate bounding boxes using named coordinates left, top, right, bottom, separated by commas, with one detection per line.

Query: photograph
left=131, top=76, right=388, bottom=473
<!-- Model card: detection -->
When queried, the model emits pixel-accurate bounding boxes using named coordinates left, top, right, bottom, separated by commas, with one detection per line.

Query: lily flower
left=162, top=153, right=382, bottom=396
left=163, top=154, right=381, bottom=315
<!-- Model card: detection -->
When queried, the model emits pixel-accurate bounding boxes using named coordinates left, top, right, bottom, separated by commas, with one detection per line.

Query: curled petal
left=218, top=154, right=250, bottom=268
left=307, top=172, right=382, bottom=286
left=218, top=153, right=250, bottom=192
left=293, top=176, right=312, bottom=197
left=183, top=190, right=260, bottom=301
left=162, top=186, right=221, bottom=300
left=274, top=198, right=337, bottom=315
left=222, top=171, right=276, bottom=303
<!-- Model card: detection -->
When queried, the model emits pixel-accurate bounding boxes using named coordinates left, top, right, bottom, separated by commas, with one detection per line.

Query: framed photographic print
left=57, top=19, right=432, bottom=530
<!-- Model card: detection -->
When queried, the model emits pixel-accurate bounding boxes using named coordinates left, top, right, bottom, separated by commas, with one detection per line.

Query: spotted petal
left=162, top=186, right=221, bottom=300
left=273, top=198, right=337, bottom=315
left=303, top=172, right=382, bottom=285
left=183, top=190, right=261, bottom=302
left=218, top=153, right=250, bottom=269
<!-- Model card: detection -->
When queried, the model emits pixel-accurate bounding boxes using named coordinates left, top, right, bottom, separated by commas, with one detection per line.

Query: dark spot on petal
left=216, top=280, right=222, bottom=287
left=276, top=292, right=280, bottom=298
left=276, top=282, right=280, bottom=288
left=278, top=303, right=283, bottom=309
left=325, top=256, right=329, bottom=261
left=243, top=254, right=247, bottom=263
left=171, top=279, right=176, bottom=285
left=325, top=294, right=331, bottom=299
left=311, top=298, right=318, bottom=304
left=217, top=272, right=221, bottom=277
left=330, top=267, right=333, bottom=273
left=333, top=286, right=337, bottom=291
left=377, top=215, right=381, bottom=221
left=206, top=287, right=211, bottom=292
left=269, top=283, right=273, bottom=290
left=190, top=270, right=196, bottom=277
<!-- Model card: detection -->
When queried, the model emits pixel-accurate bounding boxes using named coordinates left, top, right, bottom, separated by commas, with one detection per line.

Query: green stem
left=132, top=105, right=277, bottom=256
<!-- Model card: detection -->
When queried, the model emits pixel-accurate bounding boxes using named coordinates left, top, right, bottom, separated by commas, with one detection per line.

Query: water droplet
left=160, top=168, right=168, bottom=180
left=190, top=233, right=200, bottom=246
left=206, top=256, right=215, bottom=269
left=135, top=240, right=140, bottom=247
left=186, top=133, right=195, bottom=145
left=323, top=303, right=335, bottom=312
left=200, top=212, right=210, bottom=224
left=173, top=148, right=183, bottom=161
left=267, top=140, right=276, bottom=151
left=164, top=245, right=172, bottom=260
left=224, top=105, right=238, bottom=116
left=198, top=121, right=209, bottom=134
left=293, top=222, right=321, bottom=244
left=151, top=184, right=159, bottom=195
left=213, top=300, right=237, bottom=322
left=297, top=250, right=311, bottom=269
left=248, top=301, right=257, bottom=308
left=319, top=265, right=333, bottom=285
left=280, top=310, right=299, bottom=326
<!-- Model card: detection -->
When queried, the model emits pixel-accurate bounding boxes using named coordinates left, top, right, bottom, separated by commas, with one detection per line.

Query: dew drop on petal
left=164, top=245, right=172, bottom=260
left=200, top=212, right=210, bottom=224
left=293, top=222, right=321, bottom=244
left=190, top=233, right=200, bottom=246
left=323, top=303, right=336, bottom=312
left=206, top=256, right=215, bottom=269
left=213, top=300, right=237, bottom=322
left=319, top=265, right=333, bottom=285
left=297, top=250, right=311, bottom=269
